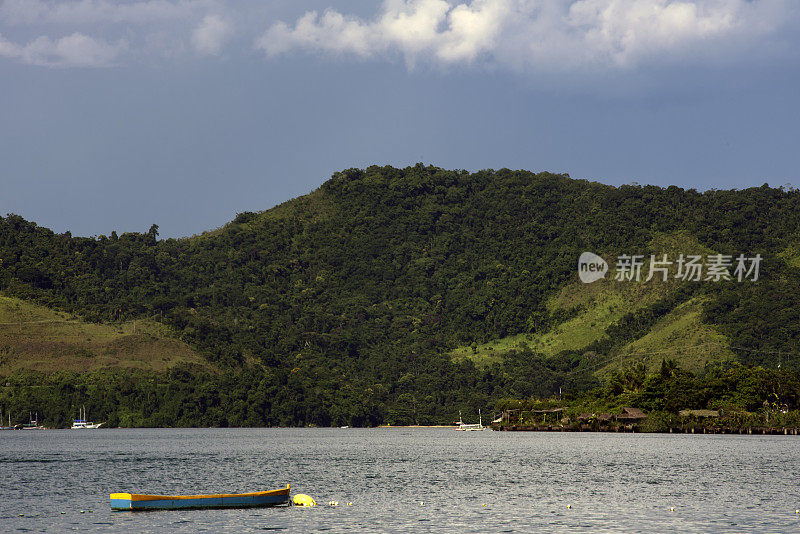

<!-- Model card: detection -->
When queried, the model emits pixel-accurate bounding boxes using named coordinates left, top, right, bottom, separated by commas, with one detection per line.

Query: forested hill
left=2, top=165, right=800, bottom=427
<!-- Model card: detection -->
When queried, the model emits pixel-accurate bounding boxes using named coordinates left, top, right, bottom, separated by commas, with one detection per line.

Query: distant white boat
left=455, top=410, right=485, bottom=431
left=72, top=406, right=103, bottom=429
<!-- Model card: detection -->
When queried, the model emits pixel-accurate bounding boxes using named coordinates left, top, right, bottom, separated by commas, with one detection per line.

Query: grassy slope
left=0, top=294, right=209, bottom=374
left=450, top=278, right=673, bottom=367
left=451, top=231, right=735, bottom=373
left=599, top=297, right=736, bottom=375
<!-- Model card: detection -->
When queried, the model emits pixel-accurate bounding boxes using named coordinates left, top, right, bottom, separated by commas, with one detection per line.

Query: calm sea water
left=1, top=428, right=799, bottom=533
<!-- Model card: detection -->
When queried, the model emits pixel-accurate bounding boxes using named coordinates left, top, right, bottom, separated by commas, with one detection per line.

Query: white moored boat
left=72, top=406, right=104, bottom=429
left=455, top=410, right=485, bottom=431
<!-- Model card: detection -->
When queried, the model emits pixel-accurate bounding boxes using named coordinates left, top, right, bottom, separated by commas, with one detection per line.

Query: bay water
left=2, top=428, right=799, bottom=532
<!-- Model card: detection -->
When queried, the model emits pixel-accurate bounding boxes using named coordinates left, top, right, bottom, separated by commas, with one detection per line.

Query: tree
left=148, top=224, right=159, bottom=245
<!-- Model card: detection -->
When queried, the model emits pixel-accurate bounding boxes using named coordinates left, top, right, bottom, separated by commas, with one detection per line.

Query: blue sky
left=1, top=0, right=799, bottom=238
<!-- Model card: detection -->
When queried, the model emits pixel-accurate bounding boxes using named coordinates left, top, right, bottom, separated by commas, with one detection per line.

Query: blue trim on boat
left=110, top=490, right=290, bottom=510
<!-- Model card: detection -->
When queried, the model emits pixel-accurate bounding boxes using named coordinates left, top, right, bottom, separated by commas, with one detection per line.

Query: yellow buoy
left=347, top=502, right=353, bottom=506
left=567, top=504, right=571, bottom=509
left=293, top=494, right=316, bottom=507
left=420, top=501, right=425, bottom=506
left=670, top=507, right=675, bottom=512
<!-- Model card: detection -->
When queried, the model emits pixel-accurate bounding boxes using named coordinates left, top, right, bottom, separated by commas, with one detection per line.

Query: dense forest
left=2, top=165, right=800, bottom=427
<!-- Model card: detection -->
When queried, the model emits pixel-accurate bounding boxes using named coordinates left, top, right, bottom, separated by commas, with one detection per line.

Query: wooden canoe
left=110, top=484, right=290, bottom=510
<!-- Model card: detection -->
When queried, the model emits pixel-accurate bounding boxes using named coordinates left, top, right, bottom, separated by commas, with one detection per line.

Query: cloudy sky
left=1, top=0, right=799, bottom=238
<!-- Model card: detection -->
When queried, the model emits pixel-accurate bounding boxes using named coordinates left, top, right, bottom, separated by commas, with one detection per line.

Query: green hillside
left=451, top=279, right=671, bottom=366
left=451, top=231, right=728, bottom=373
left=605, top=297, right=735, bottom=373
left=0, top=293, right=208, bottom=374
left=2, top=165, right=800, bottom=427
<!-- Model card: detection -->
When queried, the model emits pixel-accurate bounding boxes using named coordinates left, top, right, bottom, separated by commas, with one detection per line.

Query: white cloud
left=255, top=0, right=798, bottom=70
left=0, top=31, right=121, bottom=67
left=191, top=13, right=232, bottom=55
left=567, top=0, right=738, bottom=65
left=1, top=0, right=795, bottom=70
left=0, top=0, right=218, bottom=67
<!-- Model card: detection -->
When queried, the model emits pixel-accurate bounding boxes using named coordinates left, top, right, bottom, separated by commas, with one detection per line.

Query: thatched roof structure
left=616, top=407, right=646, bottom=421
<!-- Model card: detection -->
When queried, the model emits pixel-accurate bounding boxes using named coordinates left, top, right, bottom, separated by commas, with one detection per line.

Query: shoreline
left=492, top=424, right=800, bottom=435
left=373, top=425, right=456, bottom=429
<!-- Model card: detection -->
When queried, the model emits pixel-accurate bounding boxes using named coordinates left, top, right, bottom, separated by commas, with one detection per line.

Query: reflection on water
left=2, top=428, right=800, bottom=533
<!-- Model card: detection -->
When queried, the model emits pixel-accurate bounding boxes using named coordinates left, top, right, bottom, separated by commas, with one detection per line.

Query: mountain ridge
left=1, top=165, right=799, bottom=426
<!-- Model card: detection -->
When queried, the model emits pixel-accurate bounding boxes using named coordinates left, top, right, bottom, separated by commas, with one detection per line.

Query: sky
left=1, top=0, right=799, bottom=238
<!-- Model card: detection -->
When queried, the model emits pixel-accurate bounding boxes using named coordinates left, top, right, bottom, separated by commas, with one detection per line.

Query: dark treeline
left=2, top=165, right=800, bottom=426
left=497, top=361, right=800, bottom=432
left=5, top=360, right=800, bottom=430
